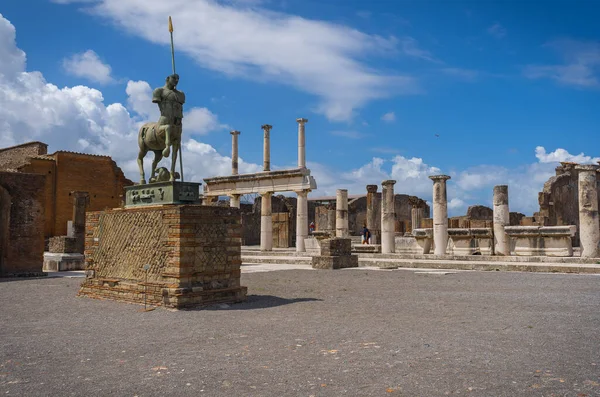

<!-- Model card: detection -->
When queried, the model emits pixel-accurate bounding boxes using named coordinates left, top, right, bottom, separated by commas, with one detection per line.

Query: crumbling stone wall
left=537, top=162, right=600, bottom=246
left=0, top=172, right=45, bottom=276
left=0, top=142, right=47, bottom=171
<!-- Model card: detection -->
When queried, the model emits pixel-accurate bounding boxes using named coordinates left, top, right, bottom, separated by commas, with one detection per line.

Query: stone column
left=261, top=124, right=272, bottom=172
left=381, top=180, right=396, bottom=253
left=230, top=130, right=240, bottom=175
left=296, top=118, right=308, bottom=168
left=230, top=194, right=241, bottom=209
left=327, top=205, right=336, bottom=235
left=295, top=190, right=309, bottom=252
left=576, top=164, right=599, bottom=258
left=366, top=184, right=379, bottom=244
left=71, top=191, right=89, bottom=254
left=429, top=175, right=451, bottom=255
left=493, top=185, right=510, bottom=256
left=335, top=189, right=349, bottom=237
left=260, top=192, right=273, bottom=251
left=408, top=197, right=423, bottom=233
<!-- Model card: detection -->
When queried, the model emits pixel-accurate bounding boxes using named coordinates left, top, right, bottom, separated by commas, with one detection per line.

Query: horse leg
left=162, top=124, right=171, bottom=158
left=137, top=147, right=148, bottom=184
left=151, top=150, right=162, bottom=179
left=170, top=140, right=179, bottom=181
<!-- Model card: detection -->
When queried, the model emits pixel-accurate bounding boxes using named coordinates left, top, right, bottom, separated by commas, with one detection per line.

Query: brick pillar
left=71, top=191, right=89, bottom=254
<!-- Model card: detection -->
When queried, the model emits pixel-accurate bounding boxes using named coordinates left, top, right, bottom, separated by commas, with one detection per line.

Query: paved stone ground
left=1, top=268, right=600, bottom=396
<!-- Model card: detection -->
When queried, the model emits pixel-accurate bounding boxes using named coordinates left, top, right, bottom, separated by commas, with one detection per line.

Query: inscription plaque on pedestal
left=124, top=181, right=201, bottom=208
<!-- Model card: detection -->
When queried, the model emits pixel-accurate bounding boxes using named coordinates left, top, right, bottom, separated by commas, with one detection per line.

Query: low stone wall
left=448, top=228, right=493, bottom=255
left=78, top=205, right=247, bottom=309
left=49, top=236, right=78, bottom=253
left=505, top=226, right=576, bottom=257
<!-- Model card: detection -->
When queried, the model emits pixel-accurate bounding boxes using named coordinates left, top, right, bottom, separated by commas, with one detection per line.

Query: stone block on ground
left=311, top=237, right=358, bottom=269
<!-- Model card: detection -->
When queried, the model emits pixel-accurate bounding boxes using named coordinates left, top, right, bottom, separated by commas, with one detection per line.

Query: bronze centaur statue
left=137, top=73, right=185, bottom=184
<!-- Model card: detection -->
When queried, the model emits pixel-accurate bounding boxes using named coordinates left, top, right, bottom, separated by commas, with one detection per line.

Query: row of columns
left=428, top=165, right=599, bottom=258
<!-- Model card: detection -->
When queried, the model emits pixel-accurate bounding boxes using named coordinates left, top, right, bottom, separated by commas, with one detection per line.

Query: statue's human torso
left=153, top=86, right=186, bottom=124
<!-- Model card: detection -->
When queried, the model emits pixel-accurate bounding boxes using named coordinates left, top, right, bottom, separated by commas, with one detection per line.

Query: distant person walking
left=362, top=225, right=371, bottom=244
left=309, top=222, right=315, bottom=234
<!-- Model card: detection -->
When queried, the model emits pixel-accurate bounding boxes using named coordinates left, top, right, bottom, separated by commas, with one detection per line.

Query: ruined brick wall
left=52, top=152, right=132, bottom=237
left=0, top=142, right=47, bottom=171
left=0, top=172, right=45, bottom=276
left=19, top=158, right=56, bottom=236
left=79, top=205, right=246, bottom=308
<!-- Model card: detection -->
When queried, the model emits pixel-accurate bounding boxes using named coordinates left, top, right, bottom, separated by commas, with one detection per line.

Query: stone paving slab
left=1, top=269, right=600, bottom=396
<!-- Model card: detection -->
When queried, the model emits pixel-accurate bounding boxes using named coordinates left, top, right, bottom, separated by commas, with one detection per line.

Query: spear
left=168, top=16, right=184, bottom=182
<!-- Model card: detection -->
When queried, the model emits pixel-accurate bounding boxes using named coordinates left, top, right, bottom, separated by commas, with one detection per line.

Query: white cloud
left=62, top=50, right=114, bottom=84
left=535, top=146, right=600, bottom=164
left=381, top=111, right=396, bottom=122
left=524, top=39, right=600, bottom=88
left=61, top=0, right=427, bottom=121
left=0, top=13, right=257, bottom=185
left=487, top=23, right=506, bottom=39
left=448, top=198, right=466, bottom=210
left=398, top=37, right=439, bottom=63
left=184, top=107, right=228, bottom=135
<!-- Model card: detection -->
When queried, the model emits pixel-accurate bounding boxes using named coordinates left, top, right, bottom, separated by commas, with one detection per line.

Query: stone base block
left=312, top=255, right=359, bottom=269
left=124, top=181, right=201, bottom=208
left=43, top=253, right=85, bottom=271
left=413, top=229, right=433, bottom=254
left=395, top=236, right=423, bottom=254
left=78, top=204, right=247, bottom=309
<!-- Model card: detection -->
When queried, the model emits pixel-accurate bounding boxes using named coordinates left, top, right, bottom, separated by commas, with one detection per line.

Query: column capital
left=575, top=164, right=600, bottom=172
left=296, top=118, right=308, bottom=124
left=260, top=191, right=273, bottom=198
left=336, top=188, right=348, bottom=194
left=230, top=130, right=240, bottom=136
left=261, top=124, right=272, bottom=132
left=429, top=175, right=451, bottom=182
left=381, top=180, right=396, bottom=186
left=366, top=184, right=378, bottom=193
left=295, top=189, right=310, bottom=196
left=71, top=191, right=90, bottom=198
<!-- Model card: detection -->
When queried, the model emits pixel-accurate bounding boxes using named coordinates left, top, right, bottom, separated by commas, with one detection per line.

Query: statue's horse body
left=137, top=122, right=180, bottom=184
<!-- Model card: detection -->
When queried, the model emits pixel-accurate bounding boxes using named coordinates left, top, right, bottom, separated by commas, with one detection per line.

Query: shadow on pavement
left=193, top=295, right=322, bottom=311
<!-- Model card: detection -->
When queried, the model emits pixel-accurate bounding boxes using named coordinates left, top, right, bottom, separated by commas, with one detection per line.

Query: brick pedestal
left=78, top=204, right=247, bottom=309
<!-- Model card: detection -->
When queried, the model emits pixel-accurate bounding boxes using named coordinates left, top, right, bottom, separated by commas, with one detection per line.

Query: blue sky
left=0, top=0, right=598, bottom=215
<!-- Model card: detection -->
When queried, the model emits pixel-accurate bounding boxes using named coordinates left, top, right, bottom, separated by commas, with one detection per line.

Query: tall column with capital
left=381, top=180, right=396, bottom=253
left=336, top=189, right=349, bottom=238
left=493, top=185, right=510, bottom=255
left=230, top=194, right=241, bottom=209
left=260, top=192, right=273, bottom=251
left=230, top=130, right=240, bottom=175
left=576, top=164, right=599, bottom=258
left=71, top=191, right=89, bottom=254
left=366, top=184, right=379, bottom=244
left=297, top=118, right=308, bottom=168
left=429, top=175, right=451, bottom=255
left=296, top=190, right=309, bottom=252
left=262, top=124, right=272, bottom=172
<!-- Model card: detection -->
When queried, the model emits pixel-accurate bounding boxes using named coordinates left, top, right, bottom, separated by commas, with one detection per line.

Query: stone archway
left=0, top=185, right=10, bottom=274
